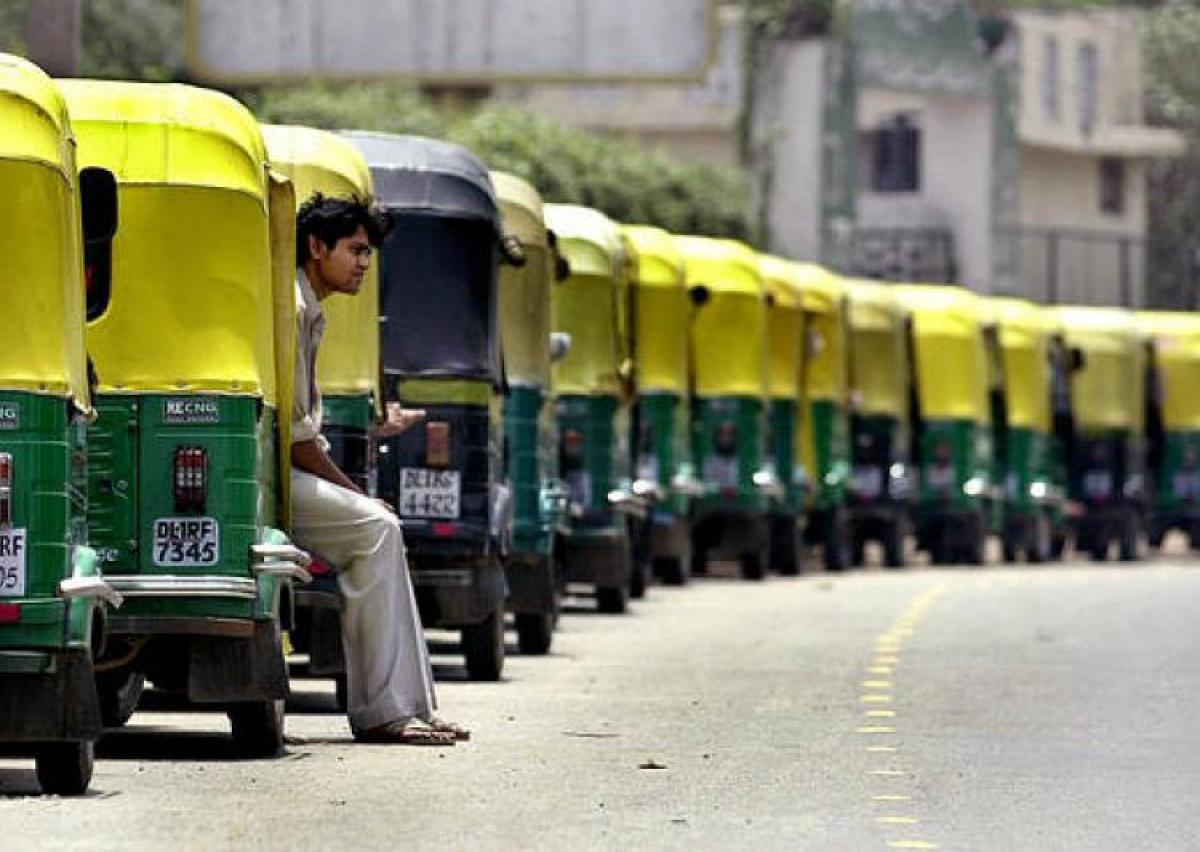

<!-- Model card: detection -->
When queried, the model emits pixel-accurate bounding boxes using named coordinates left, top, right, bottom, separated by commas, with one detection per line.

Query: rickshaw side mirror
left=1070, top=347, right=1086, bottom=372
left=500, top=234, right=527, bottom=268
left=80, top=167, right=118, bottom=242
left=549, top=332, right=572, bottom=363
left=689, top=285, right=711, bottom=306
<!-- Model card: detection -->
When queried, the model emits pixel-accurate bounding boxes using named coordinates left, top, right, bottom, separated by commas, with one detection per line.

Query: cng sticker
left=0, top=403, right=18, bottom=430
left=163, top=398, right=220, bottom=425
left=0, top=528, right=27, bottom=597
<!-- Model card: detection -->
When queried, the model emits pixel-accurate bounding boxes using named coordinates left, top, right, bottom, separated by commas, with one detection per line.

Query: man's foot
left=425, top=716, right=470, bottom=741
left=353, top=718, right=456, bottom=746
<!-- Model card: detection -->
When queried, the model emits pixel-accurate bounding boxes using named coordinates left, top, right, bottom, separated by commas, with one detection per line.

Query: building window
left=1042, top=36, right=1060, bottom=121
left=864, top=114, right=921, bottom=193
left=1078, top=43, right=1099, bottom=136
left=1100, top=158, right=1125, bottom=215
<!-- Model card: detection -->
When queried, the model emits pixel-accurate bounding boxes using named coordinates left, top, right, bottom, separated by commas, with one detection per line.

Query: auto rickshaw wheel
left=655, top=555, right=690, bottom=586
left=1118, top=513, right=1140, bottom=562
left=97, top=670, right=145, bottom=728
left=629, top=560, right=648, bottom=600
left=739, top=550, right=765, bottom=581
left=596, top=585, right=628, bottom=615
left=1027, top=514, right=1053, bottom=564
left=515, top=612, right=554, bottom=655
left=823, top=508, right=851, bottom=572
left=35, top=740, right=94, bottom=796
left=228, top=699, right=285, bottom=758
left=334, top=673, right=349, bottom=713
left=462, top=605, right=506, bottom=680
left=883, top=520, right=907, bottom=569
left=770, top=517, right=803, bottom=576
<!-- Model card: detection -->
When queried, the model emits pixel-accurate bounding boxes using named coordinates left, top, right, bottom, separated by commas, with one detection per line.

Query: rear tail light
left=0, top=453, right=11, bottom=528
left=173, top=446, right=208, bottom=512
left=426, top=422, right=451, bottom=468
left=0, top=603, right=18, bottom=624
left=562, top=429, right=584, bottom=466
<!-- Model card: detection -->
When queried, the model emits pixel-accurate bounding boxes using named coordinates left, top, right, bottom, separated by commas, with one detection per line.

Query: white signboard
left=187, top=0, right=718, bottom=84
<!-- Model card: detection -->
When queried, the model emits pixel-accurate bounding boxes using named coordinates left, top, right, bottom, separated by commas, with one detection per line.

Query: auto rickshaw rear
left=796, top=265, right=853, bottom=570
left=758, top=255, right=809, bottom=575
left=0, top=54, right=120, bottom=795
left=894, top=285, right=996, bottom=565
left=264, top=124, right=379, bottom=706
left=1137, top=311, right=1200, bottom=549
left=62, top=79, right=309, bottom=756
left=1052, top=306, right=1146, bottom=561
left=545, top=204, right=641, bottom=612
left=624, top=225, right=699, bottom=585
left=845, top=279, right=913, bottom=568
left=676, top=236, right=772, bottom=580
left=493, top=171, right=568, bottom=653
left=345, top=132, right=510, bottom=678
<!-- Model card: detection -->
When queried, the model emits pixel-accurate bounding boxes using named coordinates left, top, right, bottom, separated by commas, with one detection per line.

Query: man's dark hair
left=296, top=192, right=392, bottom=266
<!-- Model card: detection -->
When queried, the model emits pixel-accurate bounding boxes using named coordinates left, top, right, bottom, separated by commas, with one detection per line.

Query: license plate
left=1174, top=473, right=1200, bottom=501
left=704, top=456, right=738, bottom=489
left=926, top=465, right=955, bottom=490
left=852, top=466, right=883, bottom=498
left=0, top=528, right=27, bottom=597
left=1084, top=471, right=1113, bottom=500
left=399, top=468, right=461, bottom=519
left=153, top=517, right=219, bottom=567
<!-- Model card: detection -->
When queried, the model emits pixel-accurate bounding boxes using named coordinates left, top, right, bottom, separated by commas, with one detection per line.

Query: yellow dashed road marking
left=866, top=746, right=898, bottom=753
left=865, top=710, right=896, bottom=718
left=868, top=769, right=908, bottom=776
left=857, top=726, right=897, bottom=734
left=888, top=841, right=940, bottom=850
left=872, top=795, right=912, bottom=801
left=862, top=680, right=893, bottom=689
left=877, top=817, right=920, bottom=825
left=861, top=694, right=893, bottom=703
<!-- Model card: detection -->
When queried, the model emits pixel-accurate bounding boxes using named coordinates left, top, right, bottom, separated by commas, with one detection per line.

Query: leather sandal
left=354, top=718, right=456, bottom=746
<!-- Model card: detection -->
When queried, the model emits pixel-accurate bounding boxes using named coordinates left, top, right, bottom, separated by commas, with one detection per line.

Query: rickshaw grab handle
left=59, top=575, right=123, bottom=608
left=252, top=562, right=313, bottom=585
left=251, top=543, right=312, bottom=567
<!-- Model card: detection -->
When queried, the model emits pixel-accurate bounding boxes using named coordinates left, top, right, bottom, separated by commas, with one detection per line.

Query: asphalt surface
left=3, top=554, right=1199, bottom=851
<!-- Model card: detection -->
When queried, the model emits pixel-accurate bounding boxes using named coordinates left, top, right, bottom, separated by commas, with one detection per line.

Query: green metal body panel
left=323, top=394, right=373, bottom=431
left=557, top=394, right=629, bottom=531
left=808, top=399, right=850, bottom=511
left=1001, top=426, right=1058, bottom=519
left=768, top=398, right=805, bottom=515
left=87, top=393, right=279, bottom=622
left=691, top=396, right=767, bottom=514
left=916, top=419, right=994, bottom=516
left=1153, top=430, right=1200, bottom=516
left=636, top=392, right=689, bottom=516
left=505, top=383, right=563, bottom=556
left=0, top=392, right=89, bottom=651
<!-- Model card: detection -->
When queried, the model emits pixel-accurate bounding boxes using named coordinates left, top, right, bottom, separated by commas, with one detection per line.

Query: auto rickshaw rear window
left=80, top=167, right=118, bottom=322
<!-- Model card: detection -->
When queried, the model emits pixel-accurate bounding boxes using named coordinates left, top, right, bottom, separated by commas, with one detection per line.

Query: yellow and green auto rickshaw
left=987, top=298, right=1068, bottom=563
left=894, top=285, right=996, bottom=565
left=796, top=264, right=853, bottom=570
left=1140, top=311, right=1200, bottom=550
left=757, top=255, right=809, bottom=575
left=344, top=132, right=513, bottom=678
left=263, top=124, right=379, bottom=707
left=0, top=54, right=121, bottom=795
left=63, top=79, right=310, bottom=755
left=1052, top=306, right=1146, bottom=561
left=844, top=279, right=914, bottom=568
left=675, top=236, right=773, bottom=579
left=545, top=204, right=642, bottom=612
left=492, top=171, right=570, bottom=653
left=623, top=225, right=701, bottom=585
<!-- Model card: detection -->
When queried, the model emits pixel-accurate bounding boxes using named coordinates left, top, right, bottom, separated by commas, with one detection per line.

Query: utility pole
left=26, top=0, right=82, bottom=76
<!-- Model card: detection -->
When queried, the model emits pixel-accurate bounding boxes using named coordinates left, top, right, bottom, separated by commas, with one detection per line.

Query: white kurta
left=290, top=270, right=437, bottom=730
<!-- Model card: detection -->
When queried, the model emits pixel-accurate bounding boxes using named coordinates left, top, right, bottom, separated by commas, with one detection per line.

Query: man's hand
left=377, top=403, right=426, bottom=438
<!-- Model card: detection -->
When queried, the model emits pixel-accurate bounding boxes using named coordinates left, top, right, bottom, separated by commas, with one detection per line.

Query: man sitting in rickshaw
left=292, top=193, right=468, bottom=745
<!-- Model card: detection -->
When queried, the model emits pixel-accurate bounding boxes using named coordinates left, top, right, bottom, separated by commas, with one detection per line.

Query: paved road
left=4, top=559, right=1199, bottom=851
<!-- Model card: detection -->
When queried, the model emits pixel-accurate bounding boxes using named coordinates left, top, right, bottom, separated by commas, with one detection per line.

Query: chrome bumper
left=104, top=575, right=259, bottom=600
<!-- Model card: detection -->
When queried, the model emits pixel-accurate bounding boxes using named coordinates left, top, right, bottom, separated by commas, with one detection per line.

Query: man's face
left=309, top=225, right=372, bottom=296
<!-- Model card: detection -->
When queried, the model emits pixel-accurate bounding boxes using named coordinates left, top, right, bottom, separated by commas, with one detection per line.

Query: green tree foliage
left=79, top=0, right=184, bottom=80
left=246, top=82, right=444, bottom=139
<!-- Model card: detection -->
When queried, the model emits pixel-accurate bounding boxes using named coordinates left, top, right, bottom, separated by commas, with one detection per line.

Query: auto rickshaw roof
left=988, top=296, right=1056, bottom=350
left=845, top=279, right=904, bottom=332
left=58, top=79, right=267, bottom=200
left=1050, top=305, right=1141, bottom=353
left=0, top=53, right=73, bottom=173
left=623, top=225, right=686, bottom=290
left=342, top=131, right=498, bottom=225
left=262, top=124, right=372, bottom=199
left=674, top=235, right=762, bottom=297
left=757, top=255, right=805, bottom=310
left=544, top=204, right=626, bottom=277
left=893, top=283, right=983, bottom=331
left=792, top=263, right=844, bottom=313
left=490, top=170, right=546, bottom=247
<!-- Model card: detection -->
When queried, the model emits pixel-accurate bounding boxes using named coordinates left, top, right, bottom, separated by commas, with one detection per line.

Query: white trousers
left=290, top=469, right=437, bottom=730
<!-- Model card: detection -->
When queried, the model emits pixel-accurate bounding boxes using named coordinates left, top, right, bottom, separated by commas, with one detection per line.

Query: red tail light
left=426, top=422, right=451, bottom=468
left=0, top=603, right=18, bottom=624
left=562, top=429, right=584, bottom=464
left=173, top=447, right=208, bottom=512
left=0, top=453, right=11, bottom=528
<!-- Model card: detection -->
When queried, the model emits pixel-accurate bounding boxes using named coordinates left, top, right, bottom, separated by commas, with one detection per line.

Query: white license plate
left=0, top=528, right=27, bottom=597
left=153, top=517, right=220, bottom=567
left=399, top=468, right=462, bottom=519
left=852, top=466, right=883, bottom=497
left=704, top=456, right=738, bottom=489
left=926, top=465, right=955, bottom=490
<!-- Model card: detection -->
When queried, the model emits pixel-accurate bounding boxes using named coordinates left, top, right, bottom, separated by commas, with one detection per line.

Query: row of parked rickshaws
left=4, top=54, right=1200, bottom=794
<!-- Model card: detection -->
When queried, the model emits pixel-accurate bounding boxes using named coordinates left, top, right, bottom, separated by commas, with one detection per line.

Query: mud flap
left=187, top=620, right=288, bottom=703
left=0, top=649, right=102, bottom=742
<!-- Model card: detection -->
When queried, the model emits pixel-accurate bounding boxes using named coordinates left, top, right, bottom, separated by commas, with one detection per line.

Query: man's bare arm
left=292, top=438, right=363, bottom=494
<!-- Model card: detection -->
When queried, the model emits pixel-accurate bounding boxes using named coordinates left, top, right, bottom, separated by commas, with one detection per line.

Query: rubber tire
left=629, top=559, right=648, bottom=600
left=1090, top=536, right=1110, bottom=563
left=35, top=741, right=93, bottom=796
left=596, top=585, right=628, bottom=614
left=771, top=517, right=803, bottom=576
left=739, top=550, right=765, bottom=581
left=655, top=556, right=690, bottom=586
left=823, top=509, right=851, bottom=573
left=883, top=520, right=907, bottom=569
left=691, top=548, right=708, bottom=576
left=515, top=612, right=554, bottom=655
left=97, top=670, right=145, bottom=728
left=1001, top=538, right=1020, bottom=564
left=1027, top=514, right=1052, bottom=565
left=334, top=673, right=348, bottom=713
left=850, top=537, right=867, bottom=569
left=228, top=698, right=285, bottom=758
left=1050, top=530, right=1068, bottom=561
left=462, top=606, right=505, bottom=681
left=1119, top=513, right=1139, bottom=563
